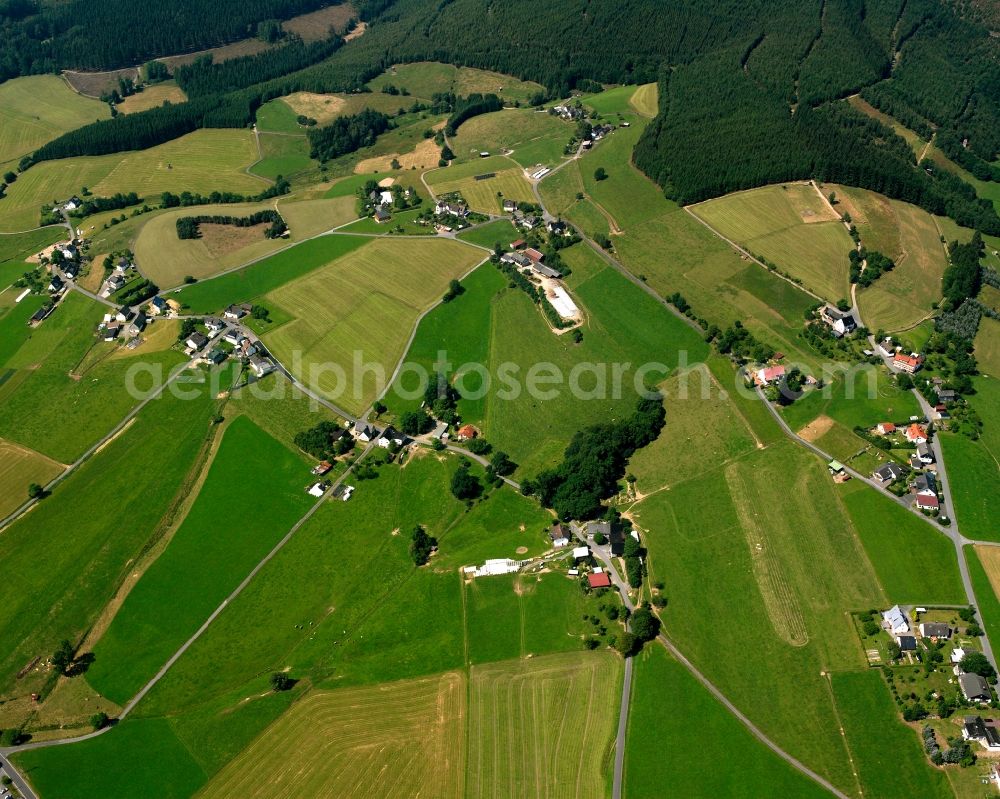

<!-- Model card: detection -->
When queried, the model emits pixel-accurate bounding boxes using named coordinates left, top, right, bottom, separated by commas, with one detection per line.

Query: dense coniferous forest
left=0, top=0, right=343, bottom=80
left=307, top=109, right=391, bottom=160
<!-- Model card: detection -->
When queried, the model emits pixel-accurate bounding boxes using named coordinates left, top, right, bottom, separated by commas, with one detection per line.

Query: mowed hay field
left=263, top=237, right=483, bottom=413
left=0, top=129, right=266, bottom=232
left=0, top=438, right=64, bottom=518
left=975, top=316, right=1000, bottom=375
left=198, top=672, right=466, bottom=799
left=425, top=156, right=536, bottom=213
left=466, top=652, right=621, bottom=799
left=629, top=82, right=659, bottom=117
left=833, top=185, right=948, bottom=330
left=133, top=196, right=356, bottom=287
left=690, top=183, right=853, bottom=302
left=116, top=82, right=187, bottom=114
left=449, top=109, right=570, bottom=164
left=367, top=62, right=544, bottom=104
left=0, top=76, right=108, bottom=167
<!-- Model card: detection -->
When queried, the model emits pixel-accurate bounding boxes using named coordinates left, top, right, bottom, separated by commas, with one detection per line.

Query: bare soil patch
left=159, top=39, right=271, bottom=71
left=63, top=68, right=139, bottom=98
left=797, top=414, right=835, bottom=443
left=198, top=222, right=268, bottom=258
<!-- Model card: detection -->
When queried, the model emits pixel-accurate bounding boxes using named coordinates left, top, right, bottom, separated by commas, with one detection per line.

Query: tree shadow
left=65, top=652, right=95, bottom=677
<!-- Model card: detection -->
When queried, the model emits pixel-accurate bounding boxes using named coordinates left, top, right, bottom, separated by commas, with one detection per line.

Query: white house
left=962, top=717, right=1000, bottom=750
left=248, top=354, right=274, bottom=378
left=376, top=426, right=405, bottom=449
left=572, top=546, right=590, bottom=561
left=307, top=481, right=327, bottom=498
left=472, top=558, right=525, bottom=577
left=882, top=605, right=909, bottom=635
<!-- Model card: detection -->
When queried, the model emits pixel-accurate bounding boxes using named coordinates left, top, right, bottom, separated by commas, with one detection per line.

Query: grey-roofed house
left=916, top=442, right=934, bottom=465
left=549, top=524, right=569, bottom=547
left=897, top=634, right=917, bottom=651
left=919, top=622, right=951, bottom=639
left=960, top=673, right=992, bottom=703
left=353, top=421, right=377, bottom=442
left=873, top=462, right=905, bottom=485
left=912, top=472, right=937, bottom=496
left=963, top=716, right=1000, bottom=750
left=532, top=263, right=563, bottom=279
left=185, top=332, right=208, bottom=351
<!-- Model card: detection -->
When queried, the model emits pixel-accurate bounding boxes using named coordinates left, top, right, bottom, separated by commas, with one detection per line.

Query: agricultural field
left=0, top=292, right=184, bottom=462
left=0, top=438, right=63, bottom=519
left=465, top=652, right=621, bottom=799
left=0, top=368, right=225, bottom=702
left=171, top=233, right=368, bottom=313
left=629, top=440, right=889, bottom=793
left=199, top=672, right=466, bottom=799
left=970, top=546, right=1000, bottom=655
left=975, top=316, right=1000, bottom=375
left=250, top=132, right=314, bottom=180
left=116, top=82, right=187, bottom=114
left=0, top=76, right=108, bottom=168
left=425, top=156, right=536, bottom=213
left=690, top=183, right=853, bottom=302
left=367, top=62, right=544, bottom=104
left=449, top=108, right=571, bottom=166
left=456, top=218, right=517, bottom=250
left=263, top=237, right=483, bottom=414
left=624, top=647, right=831, bottom=798
left=831, top=185, right=948, bottom=330
left=86, top=416, right=315, bottom=705
left=628, top=83, right=659, bottom=117
left=0, top=129, right=267, bottom=232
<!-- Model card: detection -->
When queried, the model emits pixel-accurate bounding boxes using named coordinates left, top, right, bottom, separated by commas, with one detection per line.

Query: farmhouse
left=819, top=305, right=857, bottom=337
left=248, top=354, right=275, bottom=378
left=523, top=247, right=545, bottom=264
left=962, top=717, right=1000, bottom=751
left=376, top=426, right=405, bottom=449
left=353, top=421, right=377, bottom=442
left=893, top=352, right=924, bottom=373
left=753, top=365, right=785, bottom=386
left=48, top=275, right=64, bottom=294
left=435, top=201, right=468, bottom=218
left=549, top=524, right=570, bottom=547
left=919, top=622, right=951, bottom=640
left=904, top=424, right=928, bottom=444
left=882, top=605, right=909, bottom=635
left=502, top=200, right=516, bottom=213
left=456, top=424, right=478, bottom=441
left=876, top=422, right=896, bottom=436
left=204, top=317, right=225, bottom=335
left=374, top=208, right=391, bottom=224
left=872, top=462, right=905, bottom=485
left=224, top=303, right=249, bottom=320
left=128, top=311, right=147, bottom=336
left=587, top=572, right=612, bottom=589
left=960, top=673, right=992, bottom=703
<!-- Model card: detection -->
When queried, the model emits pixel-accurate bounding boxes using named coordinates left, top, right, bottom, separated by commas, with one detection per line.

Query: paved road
left=0, top=753, right=37, bottom=799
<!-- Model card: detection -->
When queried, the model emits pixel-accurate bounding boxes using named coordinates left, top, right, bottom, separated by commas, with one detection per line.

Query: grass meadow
left=456, top=219, right=516, bottom=250
left=86, top=416, right=315, bottom=704
left=465, top=652, right=621, bottom=799
left=450, top=109, right=570, bottom=165
left=624, top=647, right=832, bottom=798
left=0, top=76, right=108, bottom=168
left=0, top=130, right=266, bottom=232
left=425, top=158, right=536, bottom=213
left=974, top=316, right=1000, bottom=375
left=629, top=440, right=888, bottom=793
left=830, top=670, right=953, bottom=799
left=969, top=546, right=1000, bottom=659
left=116, top=82, right=187, bottom=114
left=199, top=672, right=466, bottom=799
left=170, top=233, right=368, bottom=313
left=0, top=439, right=63, bottom=518
left=0, top=291, right=184, bottom=462
left=263, top=237, right=483, bottom=414
left=250, top=131, right=314, bottom=180
left=0, top=369, right=223, bottom=699
left=690, top=183, right=853, bottom=302
left=366, top=62, right=544, bottom=104
left=833, top=185, right=948, bottom=331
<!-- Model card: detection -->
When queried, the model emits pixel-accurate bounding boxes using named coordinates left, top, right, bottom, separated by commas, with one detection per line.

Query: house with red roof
left=893, top=352, right=924, bottom=373
left=904, top=424, right=928, bottom=444
left=587, top=571, right=612, bottom=589
left=754, top=365, right=786, bottom=386
left=524, top=247, right=545, bottom=263
left=876, top=422, right=896, bottom=436
left=915, top=493, right=940, bottom=511
left=456, top=424, right=478, bottom=441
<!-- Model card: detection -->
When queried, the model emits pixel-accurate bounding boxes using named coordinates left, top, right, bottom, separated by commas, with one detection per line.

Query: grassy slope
left=0, top=291, right=184, bottom=461
left=0, top=370, right=222, bottom=696
left=0, top=439, right=63, bottom=519
left=0, top=75, right=108, bottom=167
left=624, top=647, right=831, bottom=798
left=86, top=416, right=315, bottom=705
left=366, top=62, right=544, bottom=104
left=449, top=108, right=570, bottom=165
left=1, top=129, right=266, bottom=232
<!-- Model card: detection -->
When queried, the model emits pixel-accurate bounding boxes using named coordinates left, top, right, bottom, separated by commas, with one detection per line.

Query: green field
left=263, top=237, right=483, bottom=414
left=450, top=108, right=570, bottom=166
left=839, top=480, right=966, bottom=603
left=456, top=218, right=516, bottom=250
left=968, top=546, right=1000, bottom=660
left=466, top=652, right=621, bottom=799
left=0, top=291, right=184, bottom=462
left=0, top=438, right=64, bottom=518
left=624, top=647, right=832, bottom=798
left=367, top=62, right=544, bottom=104
left=0, top=368, right=224, bottom=699
left=133, top=196, right=356, bottom=288
left=833, top=186, right=948, bottom=331
left=691, top=184, right=853, bottom=303
left=830, top=670, right=953, bottom=799
left=0, top=130, right=267, bottom=232
left=0, top=76, right=108, bottom=168
left=630, top=440, right=887, bottom=792
left=425, top=156, right=536, bottom=213
left=86, top=416, right=314, bottom=704
left=975, top=315, right=1000, bottom=375
left=250, top=131, right=315, bottom=180
left=255, top=97, right=308, bottom=134
left=199, top=671, right=466, bottom=799
left=171, top=233, right=368, bottom=313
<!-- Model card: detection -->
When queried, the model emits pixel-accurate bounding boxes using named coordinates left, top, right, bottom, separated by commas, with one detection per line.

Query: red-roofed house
left=524, top=247, right=545, bottom=263
left=893, top=352, right=924, bottom=373
left=588, top=572, right=612, bottom=589
left=876, top=422, right=896, bottom=435
left=510, top=239, right=526, bottom=250
left=754, top=365, right=786, bottom=385
left=905, top=424, right=928, bottom=444
left=915, top=493, right=940, bottom=510
left=456, top=424, right=478, bottom=441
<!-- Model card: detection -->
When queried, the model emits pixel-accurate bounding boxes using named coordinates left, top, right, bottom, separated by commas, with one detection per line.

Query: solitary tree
left=270, top=672, right=293, bottom=692
left=90, top=711, right=110, bottom=730
left=52, top=639, right=75, bottom=675
left=960, top=651, right=996, bottom=681
left=409, top=525, right=437, bottom=565
left=27, top=482, right=44, bottom=499
left=615, top=632, right=639, bottom=657
left=630, top=607, right=660, bottom=642
left=450, top=462, right=482, bottom=500
left=594, top=167, right=608, bottom=181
